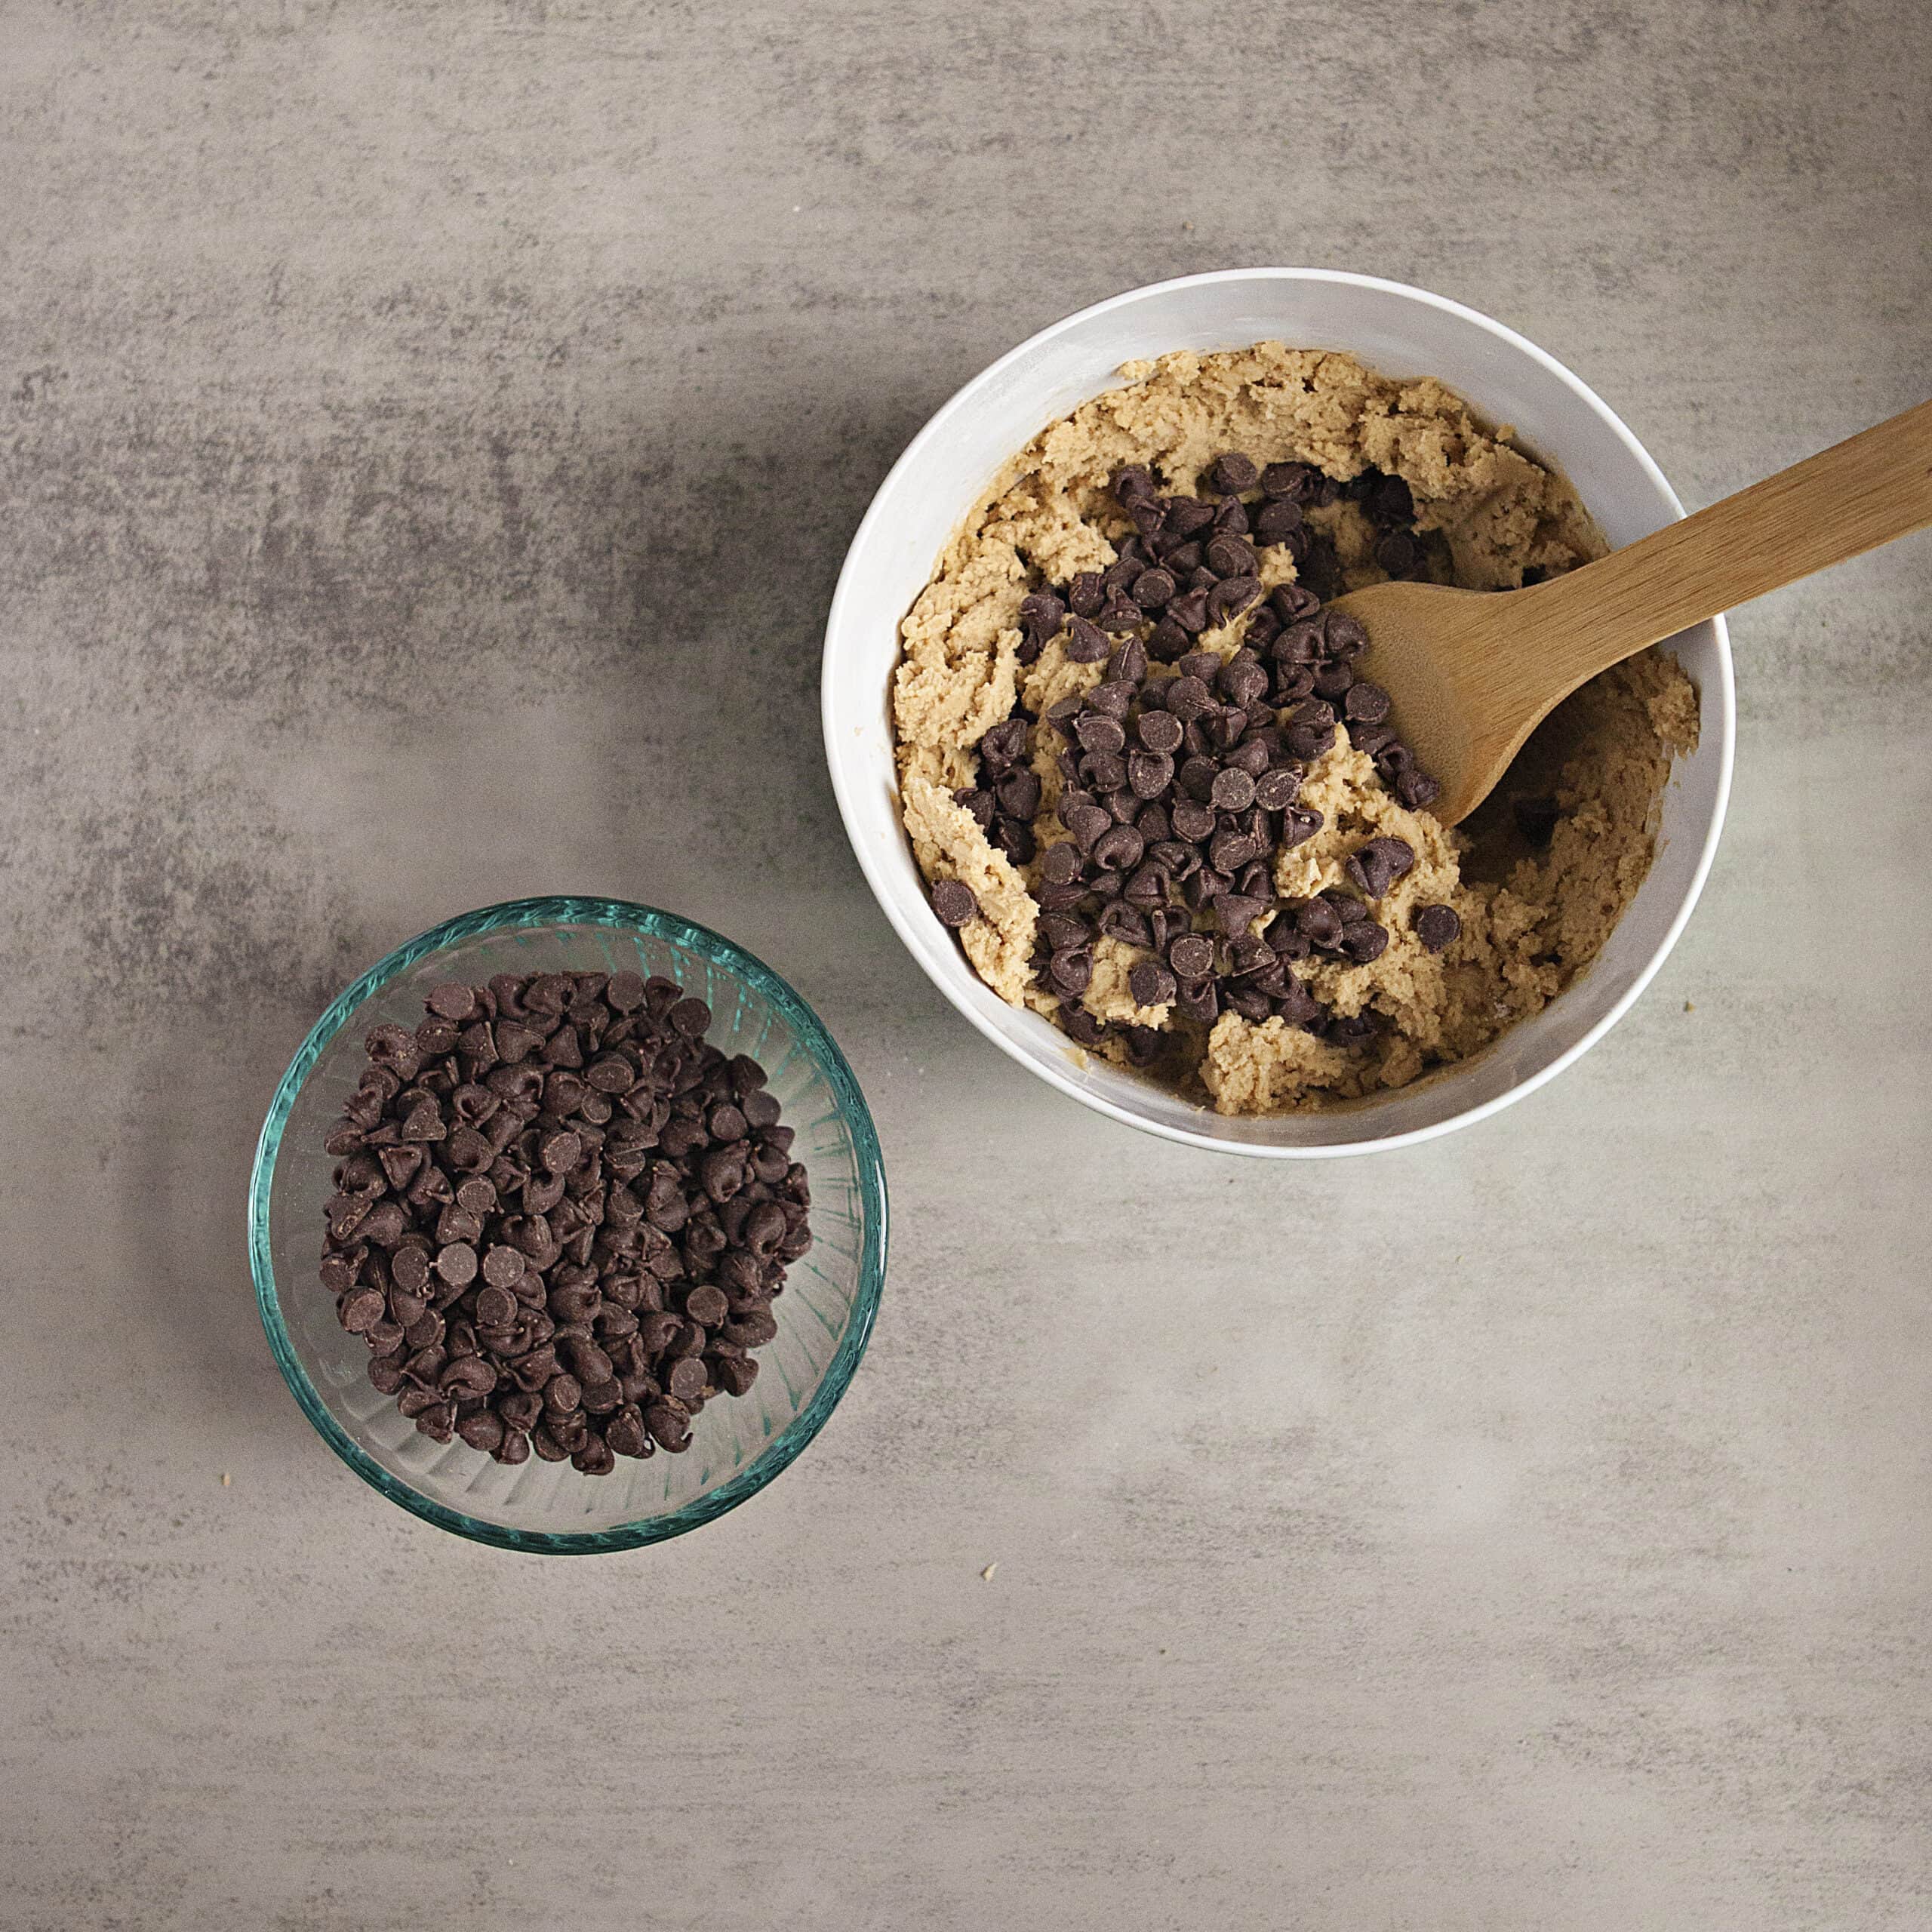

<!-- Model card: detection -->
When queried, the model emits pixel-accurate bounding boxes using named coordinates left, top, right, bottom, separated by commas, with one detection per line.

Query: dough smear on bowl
left=892, top=343, right=1699, bottom=1115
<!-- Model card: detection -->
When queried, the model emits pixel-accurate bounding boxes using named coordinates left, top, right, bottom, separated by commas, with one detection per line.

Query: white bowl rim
left=822, top=267, right=1736, bottom=1158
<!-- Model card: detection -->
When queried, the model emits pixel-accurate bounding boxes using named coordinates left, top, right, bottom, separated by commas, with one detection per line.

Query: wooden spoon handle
left=1526, top=397, right=1932, bottom=691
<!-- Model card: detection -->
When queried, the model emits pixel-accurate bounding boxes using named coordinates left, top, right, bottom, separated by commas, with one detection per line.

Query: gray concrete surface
left=3, top=3, right=1928, bottom=1927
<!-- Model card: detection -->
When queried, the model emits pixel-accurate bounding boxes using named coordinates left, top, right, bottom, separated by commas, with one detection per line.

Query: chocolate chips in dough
left=892, top=345, right=1700, bottom=1114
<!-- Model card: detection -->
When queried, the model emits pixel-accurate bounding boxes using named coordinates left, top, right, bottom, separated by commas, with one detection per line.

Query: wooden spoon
left=1327, top=398, right=1932, bottom=825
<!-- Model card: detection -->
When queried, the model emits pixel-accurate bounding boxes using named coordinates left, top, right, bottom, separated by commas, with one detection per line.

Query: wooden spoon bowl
left=1332, top=398, right=1932, bottom=826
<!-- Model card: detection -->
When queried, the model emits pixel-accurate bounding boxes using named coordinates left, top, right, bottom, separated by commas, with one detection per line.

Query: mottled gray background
left=2, top=2, right=1928, bottom=1927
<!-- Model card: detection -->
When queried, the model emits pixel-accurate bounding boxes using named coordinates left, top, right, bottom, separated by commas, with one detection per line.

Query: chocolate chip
left=1164, top=497, right=1216, bottom=539
left=1284, top=699, right=1337, bottom=762
left=339, top=1286, right=386, bottom=1335
left=999, top=764, right=1046, bottom=821
left=1343, top=681, right=1391, bottom=724
left=935, top=881, right=981, bottom=931
left=1128, top=961, right=1178, bottom=1008
left=1174, top=977, right=1220, bottom=1024
left=1048, top=947, right=1094, bottom=995
left=1132, top=568, right=1177, bottom=608
left=1146, top=616, right=1191, bottom=660
left=1164, top=675, right=1214, bottom=723
left=979, top=717, right=1030, bottom=770
left=427, top=983, right=478, bottom=1023
left=1396, top=768, right=1441, bottom=811
left=1229, top=734, right=1275, bottom=780
left=1345, top=836, right=1415, bottom=900
left=1205, top=580, right=1259, bottom=629
left=1081, top=755, right=1128, bottom=796
left=1326, top=1012, right=1377, bottom=1048
left=1312, top=660, right=1355, bottom=702
left=1215, top=894, right=1269, bottom=937
left=1267, top=672, right=1313, bottom=723
left=1253, top=767, right=1303, bottom=811
left=1262, top=462, right=1321, bottom=501
left=1253, top=498, right=1304, bottom=544
left=1366, top=474, right=1415, bottom=527
left=1128, top=749, right=1175, bottom=799
left=1168, top=588, right=1210, bottom=635
left=1068, top=572, right=1105, bottom=619
left=1029, top=848, right=1073, bottom=895
left=1244, top=608, right=1284, bottom=652
left=1092, top=823, right=1146, bottom=872
left=1224, top=932, right=1272, bottom=977
left=1273, top=620, right=1323, bottom=667
left=1205, top=704, right=1245, bottom=752
left=413, top=1398, right=458, bottom=1443
left=1414, top=903, right=1460, bottom=952
left=1060, top=1005, right=1107, bottom=1048
left=1208, top=826, right=1263, bottom=876
left=1209, top=768, right=1257, bottom=812
left=1205, top=453, right=1258, bottom=495
left=1154, top=934, right=1206, bottom=983
left=1063, top=615, right=1110, bottom=663
left=1131, top=709, right=1180, bottom=755
left=1323, top=613, right=1367, bottom=660
left=929, top=878, right=979, bottom=931
left=1299, top=536, right=1344, bottom=601
left=1075, top=712, right=1127, bottom=756
left=1218, top=655, right=1269, bottom=708
left=669, top=997, right=711, bottom=1038
left=1038, top=911, right=1091, bottom=952
left=1064, top=803, right=1112, bottom=852
left=601, top=1404, right=648, bottom=1459
left=1261, top=912, right=1307, bottom=959
left=1170, top=797, right=1215, bottom=841
left=1035, top=850, right=1082, bottom=899
left=1374, top=531, right=1422, bottom=577
left=1293, top=898, right=1341, bottom=950
left=432, top=1241, right=477, bottom=1287
left=1020, top=590, right=1067, bottom=642
left=711, top=1355, right=759, bottom=1398
left=1097, top=903, right=1153, bottom=948
left=1204, top=533, right=1257, bottom=579
left=1221, top=984, right=1270, bottom=1022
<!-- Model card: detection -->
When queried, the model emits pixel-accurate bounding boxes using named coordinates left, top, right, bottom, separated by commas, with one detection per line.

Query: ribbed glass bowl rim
left=248, top=895, right=888, bottom=1555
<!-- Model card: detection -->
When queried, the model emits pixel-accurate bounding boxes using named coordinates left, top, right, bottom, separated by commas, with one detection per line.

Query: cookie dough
left=893, top=344, right=1699, bottom=1114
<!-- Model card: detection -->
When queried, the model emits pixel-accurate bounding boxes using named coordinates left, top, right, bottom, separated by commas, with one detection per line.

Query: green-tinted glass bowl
left=249, top=897, right=887, bottom=1554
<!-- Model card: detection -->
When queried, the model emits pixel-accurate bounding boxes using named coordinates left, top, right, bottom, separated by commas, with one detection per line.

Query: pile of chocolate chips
left=941, top=454, right=1463, bottom=1056
left=1006, top=454, right=1431, bottom=678
left=319, top=969, right=810, bottom=1476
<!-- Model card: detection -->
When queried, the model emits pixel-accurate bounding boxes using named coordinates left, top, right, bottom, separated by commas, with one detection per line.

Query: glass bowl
left=249, top=897, right=887, bottom=1553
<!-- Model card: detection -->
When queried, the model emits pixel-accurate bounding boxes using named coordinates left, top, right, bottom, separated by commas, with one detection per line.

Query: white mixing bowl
left=822, top=269, right=1734, bottom=1155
